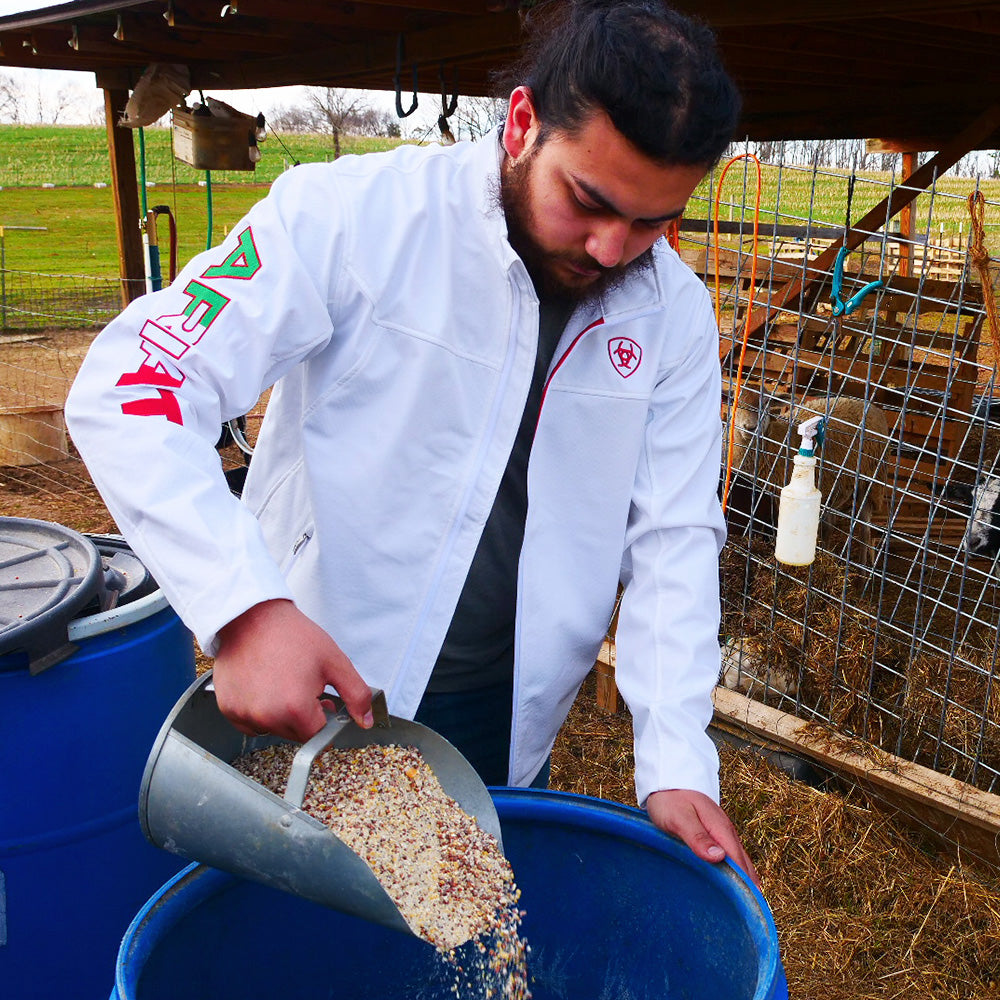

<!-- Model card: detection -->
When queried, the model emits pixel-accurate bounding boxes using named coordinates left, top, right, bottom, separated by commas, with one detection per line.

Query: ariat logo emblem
left=608, top=337, right=642, bottom=378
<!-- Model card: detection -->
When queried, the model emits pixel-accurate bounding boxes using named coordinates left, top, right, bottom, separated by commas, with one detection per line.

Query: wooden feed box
left=0, top=405, right=68, bottom=466
left=172, top=107, right=258, bottom=172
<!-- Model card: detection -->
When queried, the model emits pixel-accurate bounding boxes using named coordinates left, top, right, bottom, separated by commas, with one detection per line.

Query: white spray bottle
left=774, top=415, right=823, bottom=566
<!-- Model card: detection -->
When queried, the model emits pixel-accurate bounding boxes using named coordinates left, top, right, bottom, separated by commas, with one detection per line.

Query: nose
left=584, top=219, right=632, bottom=269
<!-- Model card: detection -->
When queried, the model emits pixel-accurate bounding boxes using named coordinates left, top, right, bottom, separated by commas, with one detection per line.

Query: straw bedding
left=719, top=539, right=1000, bottom=793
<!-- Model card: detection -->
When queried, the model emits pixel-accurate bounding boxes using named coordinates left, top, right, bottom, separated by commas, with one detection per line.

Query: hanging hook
left=830, top=246, right=883, bottom=317
left=439, top=63, right=459, bottom=118
left=394, top=35, right=419, bottom=119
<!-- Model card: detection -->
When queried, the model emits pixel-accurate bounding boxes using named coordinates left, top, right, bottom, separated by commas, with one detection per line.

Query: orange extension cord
left=715, top=153, right=763, bottom=512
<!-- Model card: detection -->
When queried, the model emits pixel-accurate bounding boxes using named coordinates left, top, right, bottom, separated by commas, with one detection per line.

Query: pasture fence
left=0, top=267, right=121, bottom=333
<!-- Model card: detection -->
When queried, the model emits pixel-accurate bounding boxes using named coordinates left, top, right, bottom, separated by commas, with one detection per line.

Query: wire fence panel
left=705, top=159, right=1000, bottom=795
left=0, top=269, right=121, bottom=332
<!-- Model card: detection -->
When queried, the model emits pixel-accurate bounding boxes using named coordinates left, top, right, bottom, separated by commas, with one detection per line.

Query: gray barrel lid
left=0, top=516, right=103, bottom=674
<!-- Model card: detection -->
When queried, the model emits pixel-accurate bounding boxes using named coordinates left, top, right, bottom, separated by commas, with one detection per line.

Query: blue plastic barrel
left=114, top=789, right=788, bottom=1000
left=0, top=544, right=196, bottom=1000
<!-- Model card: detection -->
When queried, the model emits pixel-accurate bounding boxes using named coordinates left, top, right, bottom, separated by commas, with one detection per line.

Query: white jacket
left=65, top=134, right=726, bottom=804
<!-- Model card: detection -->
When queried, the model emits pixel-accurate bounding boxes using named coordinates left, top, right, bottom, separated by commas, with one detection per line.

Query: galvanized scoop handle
left=284, top=688, right=389, bottom=807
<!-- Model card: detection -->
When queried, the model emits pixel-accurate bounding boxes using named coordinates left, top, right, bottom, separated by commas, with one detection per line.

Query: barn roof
left=1, top=0, right=999, bottom=148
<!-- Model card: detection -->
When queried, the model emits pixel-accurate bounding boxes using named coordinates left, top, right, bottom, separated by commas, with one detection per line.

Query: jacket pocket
left=279, top=524, right=314, bottom=575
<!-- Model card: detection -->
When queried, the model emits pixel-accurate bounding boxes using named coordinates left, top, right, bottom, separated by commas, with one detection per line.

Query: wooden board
left=713, top=685, right=1000, bottom=868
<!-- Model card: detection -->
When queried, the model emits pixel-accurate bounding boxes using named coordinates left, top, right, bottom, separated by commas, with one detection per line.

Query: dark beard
left=499, top=150, right=655, bottom=303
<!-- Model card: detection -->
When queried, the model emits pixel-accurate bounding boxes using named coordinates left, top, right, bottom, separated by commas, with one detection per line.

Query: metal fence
left=0, top=267, right=121, bottom=333
left=701, top=159, right=1000, bottom=795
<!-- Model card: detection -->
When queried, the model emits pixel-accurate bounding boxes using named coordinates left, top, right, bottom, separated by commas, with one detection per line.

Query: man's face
left=500, top=93, right=707, bottom=301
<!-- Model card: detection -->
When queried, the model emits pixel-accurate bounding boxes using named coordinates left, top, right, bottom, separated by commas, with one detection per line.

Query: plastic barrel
left=0, top=583, right=196, bottom=1000
left=113, top=789, right=788, bottom=1000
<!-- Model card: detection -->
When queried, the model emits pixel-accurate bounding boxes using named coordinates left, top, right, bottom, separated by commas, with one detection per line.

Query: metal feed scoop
left=139, top=671, right=502, bottom=938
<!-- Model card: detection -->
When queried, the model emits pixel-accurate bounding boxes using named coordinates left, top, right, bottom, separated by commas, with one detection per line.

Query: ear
left=502, top=85, right=540, bottom=160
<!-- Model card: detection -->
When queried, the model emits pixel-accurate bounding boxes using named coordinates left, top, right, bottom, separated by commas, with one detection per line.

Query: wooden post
left=900, top=150, right=916, bottom=278
left=594, top=640, right=620, bottom=713
left=713, top=686, right=1000, bottom=867
left=103, top=87, right=144, bottom=308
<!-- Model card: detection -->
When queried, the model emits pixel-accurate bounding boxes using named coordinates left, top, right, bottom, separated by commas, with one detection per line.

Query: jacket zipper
left=394, top=280, right=531, bottom=695
left=279, top=529, right=312, bottom=573
left=536, top=316, right=606, bottom=427
left=509, top=314, right=606, bottom=781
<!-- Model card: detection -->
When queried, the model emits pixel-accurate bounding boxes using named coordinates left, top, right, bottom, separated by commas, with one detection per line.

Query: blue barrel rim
left=116, top=787, right=784, bottom=1000
left=490, top=788, right=782, bottom=996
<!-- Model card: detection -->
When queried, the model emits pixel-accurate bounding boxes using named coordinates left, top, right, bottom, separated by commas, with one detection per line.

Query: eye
left=573, top=192, right=601, bottom=213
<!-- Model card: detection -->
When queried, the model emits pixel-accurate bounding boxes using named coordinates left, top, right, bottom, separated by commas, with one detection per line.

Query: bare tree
left=46, top=83, right=86, bottom=125
left=265, top=102, right=314, bottom=134
left=0, top=72, right=21, bottom=123
left=305, top=87, right=375, bottom=157
left=351, top=105, right=400, bottom=138
left=449, top=95, right=505, bottom=142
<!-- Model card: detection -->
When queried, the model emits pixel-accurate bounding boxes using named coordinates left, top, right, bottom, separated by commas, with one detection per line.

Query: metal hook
left=831, top=245, right=883, bottom=317
left=394, top=35, right=419, bottom=119
left=439, top=63, right=459, bottom=118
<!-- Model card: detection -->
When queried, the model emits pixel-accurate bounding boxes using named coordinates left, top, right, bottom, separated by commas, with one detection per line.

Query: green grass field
left=0, top=124, right=409, bottom=278
left=1, top=124, right=998, bottom=283
left=0, top=124, right=401, bottom=188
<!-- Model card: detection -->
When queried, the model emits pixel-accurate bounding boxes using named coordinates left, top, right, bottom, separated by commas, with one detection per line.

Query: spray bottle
left=774, top=415, right=823, bottom=566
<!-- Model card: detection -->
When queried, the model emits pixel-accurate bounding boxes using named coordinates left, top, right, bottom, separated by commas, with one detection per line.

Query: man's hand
left=646, top=788, right=760, bottom=889
left=212, top=599, right=373, bottom=743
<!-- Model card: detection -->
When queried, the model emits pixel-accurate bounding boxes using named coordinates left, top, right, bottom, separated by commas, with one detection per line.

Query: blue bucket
left=114, top=789, right=788, bottom=1000
left=0, top=530, right=196, bottom=1000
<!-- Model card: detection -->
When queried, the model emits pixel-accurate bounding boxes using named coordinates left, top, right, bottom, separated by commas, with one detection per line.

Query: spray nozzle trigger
left=796, top=415, right=824, bottom=456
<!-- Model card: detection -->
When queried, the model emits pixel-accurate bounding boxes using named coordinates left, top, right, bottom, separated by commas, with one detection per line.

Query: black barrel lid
left=82, top=533, right=156, bottom=614
left=0, top=517, right=103, bottom=674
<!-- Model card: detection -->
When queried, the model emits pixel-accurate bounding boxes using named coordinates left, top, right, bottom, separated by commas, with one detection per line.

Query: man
left=66, top=0, right=757, bottom=882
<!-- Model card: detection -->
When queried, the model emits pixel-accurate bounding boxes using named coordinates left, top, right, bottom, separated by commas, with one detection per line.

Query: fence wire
left=4, top=158, right=1000, bottom=807
left=0, top=268, right=121, bottom=332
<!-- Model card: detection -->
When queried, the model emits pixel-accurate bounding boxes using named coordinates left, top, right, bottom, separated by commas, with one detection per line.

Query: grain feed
left=232, top=742, right=531, bottom=999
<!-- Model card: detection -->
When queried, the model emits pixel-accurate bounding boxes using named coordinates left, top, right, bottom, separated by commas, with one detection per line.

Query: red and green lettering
left=182, top=280, right=228, bottom=329
left=112, top=224, right=263, bottom=422
left=202, top=227, right=262, bottom=280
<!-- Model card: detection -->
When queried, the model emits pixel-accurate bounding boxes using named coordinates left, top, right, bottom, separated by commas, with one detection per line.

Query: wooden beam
left=867, top=137, right=958, bottom=153
left=713, top=686, right=1000, bottom=867
left=736, top=104, right=1000, bottom=347
left=202, top=9, right=523, bottom=90
left=675, top=0, right=998, bottom=28
left=103, top=88, right=144, bottom=309
left=231, top=0, right=482, bottom=16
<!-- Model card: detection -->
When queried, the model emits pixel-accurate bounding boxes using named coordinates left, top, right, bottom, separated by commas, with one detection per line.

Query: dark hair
left=502, top=0, right=741, bottom=167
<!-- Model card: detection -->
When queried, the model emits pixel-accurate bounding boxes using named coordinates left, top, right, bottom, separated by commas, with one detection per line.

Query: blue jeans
left=415, top=679, right=550, bottom=788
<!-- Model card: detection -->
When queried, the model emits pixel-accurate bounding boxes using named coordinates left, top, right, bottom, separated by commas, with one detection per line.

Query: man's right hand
left=212, top=599, right=373, bottom=742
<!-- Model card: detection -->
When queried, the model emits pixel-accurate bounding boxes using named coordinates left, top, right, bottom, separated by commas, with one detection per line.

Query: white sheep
left=727, top=392, right=891, bottom=561
left=940, top=423, right=1000, bottom=558
left=719, top=637, right=798, bottom=700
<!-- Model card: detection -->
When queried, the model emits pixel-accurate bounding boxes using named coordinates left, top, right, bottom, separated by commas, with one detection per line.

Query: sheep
left=947, top=422, right=1000, bottom=486
left=726, top=391, right=891, bottom=562
left=943, top=477, right=1000, bottom=557
left=936, top=421, right=1000, bottom=558
left=719, top=637, right=799, bottom=700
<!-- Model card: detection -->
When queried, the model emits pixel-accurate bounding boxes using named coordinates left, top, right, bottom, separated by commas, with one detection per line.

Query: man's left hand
left=646, top=788, right=760, bottom=889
